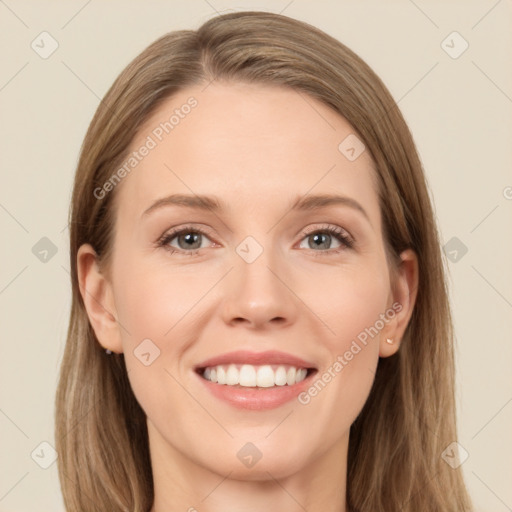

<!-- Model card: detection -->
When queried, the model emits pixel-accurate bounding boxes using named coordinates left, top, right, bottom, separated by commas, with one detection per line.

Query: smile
left=194, top=350, right=318, bottom=410
left=200, top=364, right=310, bottom=387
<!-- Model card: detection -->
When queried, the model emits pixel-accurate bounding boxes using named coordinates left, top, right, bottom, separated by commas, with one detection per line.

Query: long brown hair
left=55, top=11, right=473, bottom=511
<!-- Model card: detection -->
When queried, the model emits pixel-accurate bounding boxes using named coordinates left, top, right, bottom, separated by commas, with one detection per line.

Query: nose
left=221, top=247, right=299, bottom=330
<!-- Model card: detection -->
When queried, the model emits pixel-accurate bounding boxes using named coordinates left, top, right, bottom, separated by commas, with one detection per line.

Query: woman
left=55, top=10, right=473, bottom=511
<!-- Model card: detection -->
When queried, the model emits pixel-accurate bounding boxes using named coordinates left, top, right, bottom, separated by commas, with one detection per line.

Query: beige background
left=1, top=1, right=511, bottom=510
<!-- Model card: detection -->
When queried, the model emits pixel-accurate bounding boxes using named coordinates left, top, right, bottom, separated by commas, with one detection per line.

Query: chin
left=196, top=441, right=314, bottom=481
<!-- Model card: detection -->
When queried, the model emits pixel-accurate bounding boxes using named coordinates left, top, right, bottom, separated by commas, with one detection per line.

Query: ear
left=77, top=243, right=123, bottom=354
left=379, top=248, right=419, bottom=357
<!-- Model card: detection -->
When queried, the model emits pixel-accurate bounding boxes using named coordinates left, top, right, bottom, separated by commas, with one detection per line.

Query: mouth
left=196, top=364, right=317, bottom=388
left=193, top=350, right=318, bottom=409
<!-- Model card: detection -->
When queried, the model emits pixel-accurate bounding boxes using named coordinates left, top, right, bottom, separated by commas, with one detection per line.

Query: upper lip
left=195, top=350, right=317, bottom=370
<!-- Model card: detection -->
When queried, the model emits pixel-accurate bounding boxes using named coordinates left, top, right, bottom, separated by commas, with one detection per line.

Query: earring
left=106, top=349, right=112, bottom=354
left=385, top=338, right=393, bottom=345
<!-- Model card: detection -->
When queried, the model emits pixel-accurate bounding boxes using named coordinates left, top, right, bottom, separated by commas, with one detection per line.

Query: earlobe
left=77, top=244, right=123, bottom=354
left=379, top=248, right=419, bottom=357
left=379, top=336, right=399, bottom=358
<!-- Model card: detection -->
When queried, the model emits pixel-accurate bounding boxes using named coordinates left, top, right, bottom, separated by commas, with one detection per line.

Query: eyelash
left=156, top=224, right=355, bottom=257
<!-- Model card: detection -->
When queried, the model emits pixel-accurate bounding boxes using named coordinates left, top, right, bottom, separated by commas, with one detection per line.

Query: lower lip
left=195, top=371, right=316, bottom=410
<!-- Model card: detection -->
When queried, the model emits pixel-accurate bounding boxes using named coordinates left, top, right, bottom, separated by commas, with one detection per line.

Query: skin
left=78, top=82, right=418, bottom=512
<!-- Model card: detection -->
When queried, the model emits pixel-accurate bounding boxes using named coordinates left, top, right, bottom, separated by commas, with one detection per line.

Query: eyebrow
left=142, top=193, right=370, bottom=223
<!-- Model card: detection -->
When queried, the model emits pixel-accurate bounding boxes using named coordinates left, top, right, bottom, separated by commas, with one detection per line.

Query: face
left=79, top=81, right=417, bottom=485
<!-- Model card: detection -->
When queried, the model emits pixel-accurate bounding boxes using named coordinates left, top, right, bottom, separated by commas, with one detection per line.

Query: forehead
left=118, top=81, right=380, bottom=227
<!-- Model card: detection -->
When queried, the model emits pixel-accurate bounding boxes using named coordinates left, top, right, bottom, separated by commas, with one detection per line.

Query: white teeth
left=217, top=366, right=226, bottom=384
left=256, top=365, right=275, bottom=387
left=239, top=364, right=256, bottom=386
left=275, top=366, right=287, bottom=386
left=296, top=368, right=307, bottom=383
left=201, top=364, right=310, bottom=387
left=286, top=367, right=296, bottom=385
left=226, top=364, right=238, bottom=385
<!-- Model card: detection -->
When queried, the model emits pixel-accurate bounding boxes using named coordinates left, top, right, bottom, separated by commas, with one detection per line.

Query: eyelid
left=297, top=224, right=355, bottom=253
left=299, top=223, right=353, bottom=243
left=156, top=223, right=215, bottom=242
left=156, top=222, right=355, bottom=255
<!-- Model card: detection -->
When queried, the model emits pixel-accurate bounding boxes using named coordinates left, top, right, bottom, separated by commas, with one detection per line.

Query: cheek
left=277, top=261, right=390, bottom=432
left=111, top=257, right=210, bottom=347
left=295, top=281, right=386, bottom=441
left=109, top=256, right=219, bottom=420
left=306, top=260, right=390, bottom=352
left=298, top=262, right=388, bottom=405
